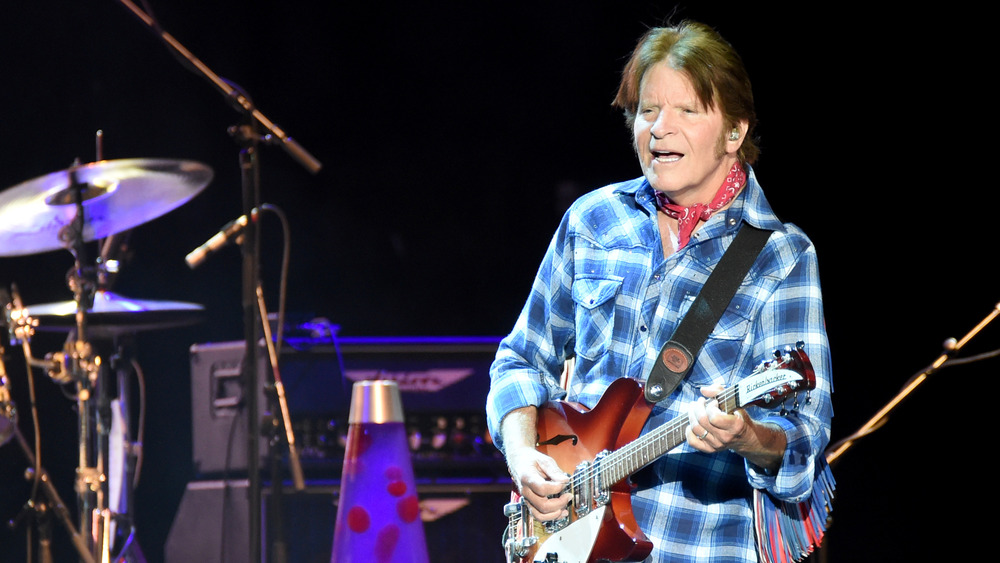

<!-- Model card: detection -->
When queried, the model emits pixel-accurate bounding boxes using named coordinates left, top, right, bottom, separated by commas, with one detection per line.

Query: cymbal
left=25, top=290, right=205, bottom=336
left=0, top=158, right=213, bottom=257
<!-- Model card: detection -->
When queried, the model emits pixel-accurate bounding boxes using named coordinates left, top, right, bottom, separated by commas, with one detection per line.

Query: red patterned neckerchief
left=653, top=162, right=747, bottom=249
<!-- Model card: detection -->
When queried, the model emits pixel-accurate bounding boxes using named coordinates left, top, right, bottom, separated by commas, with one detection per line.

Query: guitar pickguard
left=533, top=505, right=607, bottom=563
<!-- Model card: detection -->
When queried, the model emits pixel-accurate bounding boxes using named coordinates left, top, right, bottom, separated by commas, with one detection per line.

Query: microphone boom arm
left=115, top=0, right=322, bottom=174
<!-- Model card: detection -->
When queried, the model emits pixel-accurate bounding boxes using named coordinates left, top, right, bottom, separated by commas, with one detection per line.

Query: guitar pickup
left=572, top=459, right=592, bottom=519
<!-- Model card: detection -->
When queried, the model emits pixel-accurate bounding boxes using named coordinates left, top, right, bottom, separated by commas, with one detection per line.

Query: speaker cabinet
left=188, top=341, right=348, bottom=476
left=165, top=480, right=510, bottom=563
left=164, top=480, right=252, bottom=563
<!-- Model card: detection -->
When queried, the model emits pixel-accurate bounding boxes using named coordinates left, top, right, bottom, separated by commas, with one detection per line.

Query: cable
left=257, top=203, right=292, bottom=354
left=130, top=357, right=146, bottom=489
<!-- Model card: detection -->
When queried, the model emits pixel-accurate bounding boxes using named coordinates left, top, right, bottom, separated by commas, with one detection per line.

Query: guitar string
left=599, top=387, right=740, bottom=487
left=601, top=353, right=803, bottom=487
left=561, top=386, right=741, bottom=499
left=561, top=378, right=748, bottom=501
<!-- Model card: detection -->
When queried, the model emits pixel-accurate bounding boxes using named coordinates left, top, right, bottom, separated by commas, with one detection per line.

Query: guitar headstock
left=737, top=342, right=816, bottom=409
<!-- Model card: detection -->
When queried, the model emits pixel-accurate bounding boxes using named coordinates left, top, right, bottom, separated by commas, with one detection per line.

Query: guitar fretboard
left=595, top=387, right=740, bottom=489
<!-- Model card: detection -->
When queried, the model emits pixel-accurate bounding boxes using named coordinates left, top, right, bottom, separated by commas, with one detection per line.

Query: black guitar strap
left=644, top=224, right=773, bottom=403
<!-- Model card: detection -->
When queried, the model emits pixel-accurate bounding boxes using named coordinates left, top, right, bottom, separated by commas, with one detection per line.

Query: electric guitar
left=501, top=343, right=815, bottom=563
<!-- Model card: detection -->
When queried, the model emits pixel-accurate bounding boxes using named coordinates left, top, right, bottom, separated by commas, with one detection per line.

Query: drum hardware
left=1, top=367, right=16, bottom=449
left=1, top=143, right=212, bottom=562
left=8, top=428, right=98, bottom=563
left=6, top=281, right=158, bottom=563
left=4, top=290, right=97, bottom=563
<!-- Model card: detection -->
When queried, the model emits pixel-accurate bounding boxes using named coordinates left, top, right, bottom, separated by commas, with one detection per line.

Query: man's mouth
left=651, top=150, right=682, bottom=163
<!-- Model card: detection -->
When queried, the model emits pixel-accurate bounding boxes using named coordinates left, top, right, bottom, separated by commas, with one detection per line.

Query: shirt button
left=640, top=325, right=647, bottom=332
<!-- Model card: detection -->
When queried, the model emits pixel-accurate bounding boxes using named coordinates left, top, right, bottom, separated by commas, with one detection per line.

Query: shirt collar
left=614, top=165, right=786, bottom=236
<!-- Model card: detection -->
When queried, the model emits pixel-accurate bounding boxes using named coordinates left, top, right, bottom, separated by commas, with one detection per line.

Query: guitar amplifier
left=188, top=335, right=507, bottom=480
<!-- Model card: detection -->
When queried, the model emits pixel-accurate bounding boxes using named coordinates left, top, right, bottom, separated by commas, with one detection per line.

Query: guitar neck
left=598, top=387, right=740, bottom=488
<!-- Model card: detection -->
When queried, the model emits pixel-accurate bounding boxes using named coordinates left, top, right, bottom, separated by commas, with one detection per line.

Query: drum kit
left=1, top=2, right=322, bottom=559
left=1, top=154, right=214, bottom=563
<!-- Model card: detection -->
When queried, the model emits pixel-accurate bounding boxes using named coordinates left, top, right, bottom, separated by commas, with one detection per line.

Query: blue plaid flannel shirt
left=486, top=167, right=833, bottom=562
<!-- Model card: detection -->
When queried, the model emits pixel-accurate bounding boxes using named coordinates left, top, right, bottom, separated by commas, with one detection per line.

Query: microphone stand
left=826, top=302, right=1000, bottom=464
left=115, top=0, right=323, bottom=174
left=256, top=283, right=306, bottom=493
left=256, top=283, right=306, bottom=563
left=114, top=3, right=322, bottom=561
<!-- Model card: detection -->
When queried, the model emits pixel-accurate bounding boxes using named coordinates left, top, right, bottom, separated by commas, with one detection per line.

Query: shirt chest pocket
left=572, top=276, right=623, bottom=361
left=711, top=289, right=755, bottom=340
left=677, top=281, right=757, bottom=343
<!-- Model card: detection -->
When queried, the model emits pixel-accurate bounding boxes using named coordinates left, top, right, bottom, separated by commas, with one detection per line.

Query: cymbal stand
left=10, top=426, right=97, bottom=563
left=57, top=163, right=112, bottom=562
left=5, top=292, right=96, bottom=563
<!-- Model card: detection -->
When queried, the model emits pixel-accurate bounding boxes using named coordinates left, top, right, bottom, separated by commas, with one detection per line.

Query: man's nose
left=650, top=111, right=675, bottom=139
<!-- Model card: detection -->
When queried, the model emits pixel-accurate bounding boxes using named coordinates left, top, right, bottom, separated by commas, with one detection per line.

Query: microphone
left=185, top=208, right=259, bottom=269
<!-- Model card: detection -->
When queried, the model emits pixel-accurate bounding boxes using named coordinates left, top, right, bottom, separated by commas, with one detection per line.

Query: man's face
left=632, top=61, right=745, bottom=205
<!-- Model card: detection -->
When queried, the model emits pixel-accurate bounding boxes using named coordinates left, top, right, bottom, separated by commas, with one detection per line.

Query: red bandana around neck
left=653, top=162, right=747, bottom=249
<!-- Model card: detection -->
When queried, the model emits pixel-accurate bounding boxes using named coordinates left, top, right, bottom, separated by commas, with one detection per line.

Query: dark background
left=1, top=2, right=996, bottom=562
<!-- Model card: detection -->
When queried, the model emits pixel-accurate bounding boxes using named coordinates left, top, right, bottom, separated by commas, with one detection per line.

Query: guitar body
left=533, top=378, right=655, bottom=562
